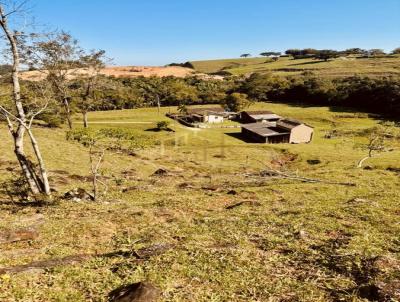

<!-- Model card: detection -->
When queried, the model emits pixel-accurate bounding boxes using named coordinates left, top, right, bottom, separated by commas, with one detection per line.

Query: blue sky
left=29, top=0, right=400, bottom=66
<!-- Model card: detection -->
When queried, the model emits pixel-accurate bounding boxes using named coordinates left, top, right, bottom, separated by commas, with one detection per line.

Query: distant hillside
left=189, top=55, right=400, bottom=78
left=20, top=66, right=200, bottom=81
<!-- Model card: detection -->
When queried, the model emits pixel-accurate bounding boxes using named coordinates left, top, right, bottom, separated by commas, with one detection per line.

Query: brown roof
left=187, top=107, right=225, bottom=115
left=242, top=110, right=275, bottom=115
left=242, top=123, right=290, bottom=137
left=277, top=118, right=313, bottom=130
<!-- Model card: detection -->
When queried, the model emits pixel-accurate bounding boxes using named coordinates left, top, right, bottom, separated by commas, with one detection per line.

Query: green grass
left=190, top=55, right=400, bottom=77
left=1, top=103, right=399, bottom=301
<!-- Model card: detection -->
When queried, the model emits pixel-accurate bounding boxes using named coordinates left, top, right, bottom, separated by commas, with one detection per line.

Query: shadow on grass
left=288, top=60, right=326, bottom=66
left=0, top=199, right=57, bottom=208
left=145, top=127, right=175, bottom=132
left=225, top=132, right=260, bottom=143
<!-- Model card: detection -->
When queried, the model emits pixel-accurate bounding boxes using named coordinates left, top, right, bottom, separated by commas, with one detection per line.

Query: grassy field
left=190, top=55, right=400, bottom=78
left=1, top=104, right=400, bottom=301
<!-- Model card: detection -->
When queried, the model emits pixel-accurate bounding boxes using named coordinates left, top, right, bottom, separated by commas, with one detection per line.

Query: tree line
left=14, top=71, right=398, bottom=127
left=240, top=47, right=400, bottom=61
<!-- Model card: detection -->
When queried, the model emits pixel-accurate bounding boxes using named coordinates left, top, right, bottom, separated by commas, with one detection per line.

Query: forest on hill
left=2, top=72, right=398, bottom=129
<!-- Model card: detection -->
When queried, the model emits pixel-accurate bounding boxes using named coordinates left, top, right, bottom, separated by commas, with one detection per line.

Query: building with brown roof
left=276, top=119, right=314, bottom=143
left=241, top=118, right=313, bottom=144
left=239, top=110, right=282, bottom=124
left=241, top=123, right=290, bottom=143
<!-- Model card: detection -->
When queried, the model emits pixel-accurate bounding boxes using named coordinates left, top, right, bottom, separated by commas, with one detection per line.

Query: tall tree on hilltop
left=391, top=47, right=400, bottom=55
left=314, top=50, right=340, bottom=61
left=240, top=54, right=251, bottom=58
left=368, top=49, right=385, bottom=56
left=260, top=52, right=281, bottom=57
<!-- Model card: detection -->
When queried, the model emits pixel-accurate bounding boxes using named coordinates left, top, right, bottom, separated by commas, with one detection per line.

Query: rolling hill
left=20, top=65, right=200, bottom=81
left=189, top=55, right=400, bottom=78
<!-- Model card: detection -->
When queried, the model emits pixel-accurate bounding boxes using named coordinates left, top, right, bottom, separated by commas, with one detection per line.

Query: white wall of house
left=205, top=114, right=224, bottom=123
left=289, top=125, right=314, bottom=143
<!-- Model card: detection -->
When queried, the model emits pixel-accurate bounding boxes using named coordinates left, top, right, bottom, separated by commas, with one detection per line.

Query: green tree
left=392, top=47, right=400, bottom=54
left=260, top=52, right=281, bottom=57
left=224, top=92, right=251, bottom=112
left=368, top=49, right=385, bottom=56
left=178, top=103, right=188, bottom=114
left=344, top=48, right=366, bottom=55
left=136, top=76, right=166, bottom=114
left=241, top=73, right=290, bottom=101
left=240, top=54, right=251, bottom=58
left=164, top=80, right=199, bottom=105
left=314, top=50, right=340, bottom=61
left=192, top=78, right=227, bottom=104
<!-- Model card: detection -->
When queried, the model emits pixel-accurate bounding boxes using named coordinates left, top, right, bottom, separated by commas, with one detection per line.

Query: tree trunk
left=13, top=126, right=42, bottom=194
left=156, top=95, right=160, bottom=115
left=63, top=98, right=73, bottom=129
left=92, top=174, right=98, bottom=202
left=83, top=111, right=88, bottom=128
left=27, top=129, right=51, bottom=195
left=0, top=5, right=50, bottom=196
left=357, top=156, right=371, bottom=168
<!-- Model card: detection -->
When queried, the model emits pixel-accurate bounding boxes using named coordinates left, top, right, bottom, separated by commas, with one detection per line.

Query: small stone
left=152, top=169, right=168, bottom=177
left=108, top=282, right=161, bottom=302
left=227, top=190, right=237, bottom=195
left=63, top=188, right=94, bottom=201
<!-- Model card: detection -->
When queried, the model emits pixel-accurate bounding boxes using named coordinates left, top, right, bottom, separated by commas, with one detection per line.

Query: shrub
left=156, top=121, right=170, bottom=131
left=66, top=128, right=158, bottom=153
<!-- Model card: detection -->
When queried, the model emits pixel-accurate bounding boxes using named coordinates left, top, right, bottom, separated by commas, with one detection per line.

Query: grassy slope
left=190, top=55, right=400, bottom=77
left=0, top=104, right=400, bottom=301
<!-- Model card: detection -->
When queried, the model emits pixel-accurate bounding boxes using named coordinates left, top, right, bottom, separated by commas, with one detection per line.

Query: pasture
left=190, top=55, right=400, bottom=78
left=0, top=103, right=399, bottom=301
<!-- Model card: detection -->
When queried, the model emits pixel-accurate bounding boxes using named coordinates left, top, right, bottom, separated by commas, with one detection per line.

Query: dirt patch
left=20, top=65, right=200, bottom=81
left=0, top=214, right=45, bottom=244
left=0, top=254, right=91, bottom=275
left=69, top=174, right=92, bottom=182
left=136, top=243, right=175, bottom=259
left=51, top=170, right=71, bottom=175
left=0, top=228, right=39, bottom=244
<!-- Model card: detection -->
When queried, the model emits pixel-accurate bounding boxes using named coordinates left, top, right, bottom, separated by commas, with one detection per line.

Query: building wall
left=205, top=115, right=224, bottom=123
left=267, top=134, right=290, bottom=144
left=289, top=125, right=314, bottom=143
left=242, top=128, right=290, bottom=144
left=242, top=128, right=267, bottom=143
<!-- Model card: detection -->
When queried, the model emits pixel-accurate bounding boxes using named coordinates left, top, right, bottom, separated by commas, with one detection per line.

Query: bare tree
left=356, top=124, right=398, bottom=168
left=0, top=2, right=51, bottom=196
left=27, top=31, right=83, bottom=129
left=89, top=144, right=106, bottom=201
left=75, top=50, right=107, bottom=128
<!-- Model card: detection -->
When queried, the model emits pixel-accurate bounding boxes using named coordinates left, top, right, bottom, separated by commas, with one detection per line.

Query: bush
left=0, top=174, right=30, bottom=201
left=156, top=121, right=170, bottom=131
left=66, top=127, right=158, bottom=153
